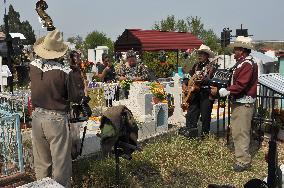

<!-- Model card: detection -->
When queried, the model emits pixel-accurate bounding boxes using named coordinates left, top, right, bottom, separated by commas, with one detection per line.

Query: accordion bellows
left=210, top=69, right=233, bottom=88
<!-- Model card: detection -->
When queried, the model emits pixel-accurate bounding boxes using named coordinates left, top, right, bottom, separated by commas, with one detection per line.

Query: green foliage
left=153, top=15, right=189, bottom=32
left=151, top=16, right=221, bottom=76
left=179, top=50, right=198, bottom=74
left=0, top=5, right=36, bottom=45
left=143, top=51, right=176, bottom=78
left=20, top=21, right=36, bottom=45
left=187, top=16, right=221, bottom=53
left=67, top=35, right=84, bottom=49
left=119, top=80, right=133, bottom=91
left=186, top=16, right=204, bottom=37
left=83, top=30, right=114, bottom=58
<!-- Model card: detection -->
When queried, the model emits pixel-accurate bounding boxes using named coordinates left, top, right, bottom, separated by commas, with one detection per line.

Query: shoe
left=232, top=163, right=251, bottom=172
left=179, top=127, right=198, bottom=139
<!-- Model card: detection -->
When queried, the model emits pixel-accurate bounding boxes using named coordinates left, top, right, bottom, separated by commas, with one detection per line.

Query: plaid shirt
left=119, top=62, right=149, bottom=81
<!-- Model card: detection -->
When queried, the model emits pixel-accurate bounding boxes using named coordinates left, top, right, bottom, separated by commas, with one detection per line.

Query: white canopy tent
left=215, top=50, right=277, bottom=75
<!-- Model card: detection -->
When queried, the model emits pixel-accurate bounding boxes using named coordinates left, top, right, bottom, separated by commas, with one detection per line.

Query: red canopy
left=114, top=29, right=202, bottom=52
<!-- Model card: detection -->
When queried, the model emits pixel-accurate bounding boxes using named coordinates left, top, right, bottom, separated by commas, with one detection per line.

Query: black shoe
left=232, top=163, right=251, bottom=172
left=178, top=127, right=198, bottom=139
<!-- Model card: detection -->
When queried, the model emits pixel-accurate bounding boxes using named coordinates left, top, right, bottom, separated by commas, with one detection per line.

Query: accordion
left=210, top=69, right=233, bottom=88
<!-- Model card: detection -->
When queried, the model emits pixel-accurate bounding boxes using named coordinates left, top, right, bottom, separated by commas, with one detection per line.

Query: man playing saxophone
left=180, top=45, right=216, bottom=138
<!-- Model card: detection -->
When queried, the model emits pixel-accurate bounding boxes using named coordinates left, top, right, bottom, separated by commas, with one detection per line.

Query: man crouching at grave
left=29, top=30, right=84, bottom=187
left=180, top=45, right=216, bottom=138
left=118, top=50, right=149, bottom=81
left=211, top=36, right=258, bottom=172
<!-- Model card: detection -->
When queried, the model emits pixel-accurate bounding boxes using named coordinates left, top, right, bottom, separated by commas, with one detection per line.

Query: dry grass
left=72, top=133, right=284, bottom=188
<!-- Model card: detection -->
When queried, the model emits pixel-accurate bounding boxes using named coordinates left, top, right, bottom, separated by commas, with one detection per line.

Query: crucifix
left=165, top=73, right=186, bottom=126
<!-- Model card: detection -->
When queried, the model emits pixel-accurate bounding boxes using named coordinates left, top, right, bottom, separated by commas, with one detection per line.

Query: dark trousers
left=186, top=88, right=213, bottom=135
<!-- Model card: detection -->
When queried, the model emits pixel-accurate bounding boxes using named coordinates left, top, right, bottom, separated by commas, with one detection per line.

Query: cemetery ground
left=3, top=124, right=283, bottom=188
left=70, top=132, right=284, bottom=188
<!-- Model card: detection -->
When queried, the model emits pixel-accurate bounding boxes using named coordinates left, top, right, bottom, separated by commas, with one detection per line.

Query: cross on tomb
left=165, top=73, right=186, bottom=126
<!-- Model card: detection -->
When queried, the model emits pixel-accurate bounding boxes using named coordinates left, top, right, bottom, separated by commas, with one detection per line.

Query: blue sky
left=0, top=0, right=283, bottom=41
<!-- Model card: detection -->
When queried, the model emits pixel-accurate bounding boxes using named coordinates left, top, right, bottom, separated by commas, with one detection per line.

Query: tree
left=187, top=16, right=221, bottom=53
left=20, top=21, right=36, bottom=45
left=151, top=15, right=222, bottom=76
left=0, top=5, right=36, bottom=45
left=67, top=35, right=84, bottom=49
left=84, top=31, right=113, bottom=50
left=153, top=15, right=189, bottom=32
left=83, top=31, right=114, bottom=58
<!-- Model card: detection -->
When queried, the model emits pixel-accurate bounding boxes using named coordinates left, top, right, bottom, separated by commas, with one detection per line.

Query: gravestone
left=153, top=103, right=168, bottom=134
left=95, top=46, right=109, bottom=63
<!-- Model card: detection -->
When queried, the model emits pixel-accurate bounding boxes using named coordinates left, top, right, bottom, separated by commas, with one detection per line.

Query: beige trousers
left=32, top=108, right=72, bottom=188
left=231, top=103, right=254, bottom=166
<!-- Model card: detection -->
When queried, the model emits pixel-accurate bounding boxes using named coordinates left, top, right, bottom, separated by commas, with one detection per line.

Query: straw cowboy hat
left=33, top=29, right=68, bottom=59
left=197, top=44, right=215, bottom=58
left=229, top=36, right=254, bottom=50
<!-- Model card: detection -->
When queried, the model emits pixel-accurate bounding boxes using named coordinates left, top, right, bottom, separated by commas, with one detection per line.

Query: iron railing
left=0, top=96, right=24, bottom=178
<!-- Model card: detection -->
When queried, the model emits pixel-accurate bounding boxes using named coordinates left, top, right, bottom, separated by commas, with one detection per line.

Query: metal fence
left=252, top=74, right=284, bottom=143
left=0, top=97, right=24, bottom=178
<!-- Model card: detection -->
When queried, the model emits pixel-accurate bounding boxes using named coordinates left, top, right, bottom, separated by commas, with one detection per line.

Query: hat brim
left=197, top=49, right=215, bottom=58
left=33, top=37, right=68, bottom=59
left=228, top=42, right=255, bottom=50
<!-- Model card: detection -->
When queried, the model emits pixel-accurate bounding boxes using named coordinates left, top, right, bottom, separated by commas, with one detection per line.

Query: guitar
left=181, top=57, right=220, bottom=112
left=181, top=70, right=206, bottom=112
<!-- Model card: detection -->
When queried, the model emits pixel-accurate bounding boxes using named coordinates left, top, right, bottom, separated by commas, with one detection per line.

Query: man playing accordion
left=211, top=36, right=258, bottom=172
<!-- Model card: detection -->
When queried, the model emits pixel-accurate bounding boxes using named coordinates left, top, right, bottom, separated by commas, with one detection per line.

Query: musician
left=30, top=30, right=83, bottom=187
left=182, top=44, right=216, bottom=138
left=211, top=36, right=258, bottom=172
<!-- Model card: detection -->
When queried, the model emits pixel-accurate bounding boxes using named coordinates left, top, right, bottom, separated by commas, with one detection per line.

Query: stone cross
left=165, top=73, right=186, bottom=126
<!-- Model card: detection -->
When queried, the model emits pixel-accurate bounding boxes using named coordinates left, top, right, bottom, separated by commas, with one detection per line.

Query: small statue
left=36, top=0, right=55, bottom=31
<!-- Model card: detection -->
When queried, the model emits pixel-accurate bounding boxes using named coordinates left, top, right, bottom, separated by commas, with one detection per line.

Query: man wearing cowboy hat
left=181, top=44, right=216, bottom=138
left=211, top=36, right=258, bottom=172
left=29, top=29, right=85, bottom=187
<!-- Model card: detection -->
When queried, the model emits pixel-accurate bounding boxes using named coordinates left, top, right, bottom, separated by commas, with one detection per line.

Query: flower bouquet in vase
left=80, top=60, right=94, bottom=82
left=120, top=80, right=133, bottom=99
left=148, top=82, right=167, bottom=104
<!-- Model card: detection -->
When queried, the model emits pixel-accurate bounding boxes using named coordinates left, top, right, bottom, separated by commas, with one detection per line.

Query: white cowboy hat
left=197, top=44, right=215, bottom=58
left=33, top=29, right=68, bottom=59
left=229, top=36, right=254, bottom=50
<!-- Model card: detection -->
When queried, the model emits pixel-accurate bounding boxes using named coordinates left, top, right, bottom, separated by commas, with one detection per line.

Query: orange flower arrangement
left=80, top=60, right=94, bottom=73
left=148, top=82, right=167, bottom=101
